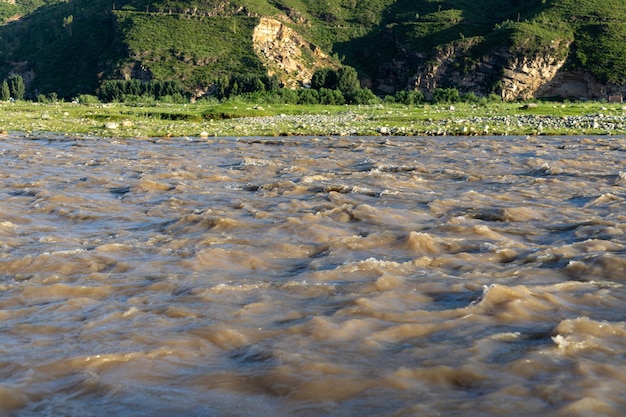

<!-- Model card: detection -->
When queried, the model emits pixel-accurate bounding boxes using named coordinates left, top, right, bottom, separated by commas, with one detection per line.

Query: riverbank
left=2, top=100, right=626, bottom=138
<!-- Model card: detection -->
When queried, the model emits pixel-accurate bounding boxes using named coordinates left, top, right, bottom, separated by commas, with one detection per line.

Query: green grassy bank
left=1, top=100, right=626, bottom=138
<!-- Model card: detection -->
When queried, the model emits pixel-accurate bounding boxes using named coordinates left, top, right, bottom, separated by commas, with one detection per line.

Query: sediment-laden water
left=1, top=134, right=625, bottom=416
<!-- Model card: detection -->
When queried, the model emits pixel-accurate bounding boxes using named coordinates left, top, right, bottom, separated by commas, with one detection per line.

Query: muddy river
left=1, top=134, right=625, bottom=416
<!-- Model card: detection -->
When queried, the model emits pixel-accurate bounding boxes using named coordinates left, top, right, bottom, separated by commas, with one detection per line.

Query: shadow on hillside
left=0, top=0, right=125, bottom=98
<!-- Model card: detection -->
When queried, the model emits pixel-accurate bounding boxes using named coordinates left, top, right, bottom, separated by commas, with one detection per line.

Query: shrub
left=0, top=80, right=10, bottom=101
left=348, top=88, right=380, bottom=105
left=159, top=92, right=187, bottom=104
left=318, top=88, right=345, bottom=105
left=7, top=74, right=25, bottom=100
left=276, top=88, right=299, bottom=104
left=76, top=94, right=100, bottom=104
left=297, top=88, right=320, bottom=104
left=395, top=90, right=425, bottom=105
left=460, top=92, right=480, bottom=103
left=432, top=87, right=461, bottom=104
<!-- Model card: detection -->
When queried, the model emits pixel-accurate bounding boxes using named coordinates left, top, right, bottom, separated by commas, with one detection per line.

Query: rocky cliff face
left=411, top=40, right=500, bottom=98
left=408, top=38, right=618, bottom=101
left=252, top=17, right=336, bottom=88
left=499, top=47, right=569, bottom=101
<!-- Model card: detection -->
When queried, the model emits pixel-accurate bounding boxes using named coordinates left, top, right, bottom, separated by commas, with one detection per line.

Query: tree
left=0, top=80, right=10, bottom=101
left=311, top=68, right=336, bottom=90
left=311, top=66, right=359, bottom=95
left=7, top=75, right=25, bottom=100
left=215, top=76, right=230, bottom=99
left=97, top=80, right=124, bottom=102
left=336, top=66, right=360, bottom=96
left=264, top=75, right=281, bottom=92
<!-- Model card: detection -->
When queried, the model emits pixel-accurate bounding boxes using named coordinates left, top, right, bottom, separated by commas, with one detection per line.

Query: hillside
left=0, top=0, right=625, bottom=100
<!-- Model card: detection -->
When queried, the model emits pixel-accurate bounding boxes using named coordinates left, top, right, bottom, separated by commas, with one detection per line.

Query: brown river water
left=0, top=134, right=625, bottom=416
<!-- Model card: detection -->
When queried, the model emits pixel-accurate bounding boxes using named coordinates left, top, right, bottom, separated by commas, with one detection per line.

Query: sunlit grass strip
left=1, top=100, right=625, bottom=138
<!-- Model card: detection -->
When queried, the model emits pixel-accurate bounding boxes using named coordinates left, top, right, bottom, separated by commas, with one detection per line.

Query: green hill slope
left=0, top=0, right=624, bottom=100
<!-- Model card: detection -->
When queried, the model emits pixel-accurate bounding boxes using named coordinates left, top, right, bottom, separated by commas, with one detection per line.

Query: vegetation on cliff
left=0, top=0, right=624, bottom=100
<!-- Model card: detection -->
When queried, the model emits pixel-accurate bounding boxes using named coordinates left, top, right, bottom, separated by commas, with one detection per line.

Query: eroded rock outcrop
left=408, top=38, right=618, bottom=101
left=252, top=17, right=335, bottom=88
left=499, top=42, right=570, bottom=101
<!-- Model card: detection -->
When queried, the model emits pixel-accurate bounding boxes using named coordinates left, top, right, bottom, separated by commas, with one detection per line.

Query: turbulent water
left=1, top=134, right=625, bottom=417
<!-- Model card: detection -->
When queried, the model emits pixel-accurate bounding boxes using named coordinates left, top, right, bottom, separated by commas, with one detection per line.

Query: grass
left=1, top=100, right=625, bottom=138
left=114, top=12, right=265, bottom=88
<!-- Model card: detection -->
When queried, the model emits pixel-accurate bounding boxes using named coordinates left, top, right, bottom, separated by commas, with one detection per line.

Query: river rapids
left=1, top=134, right=625, bottom=416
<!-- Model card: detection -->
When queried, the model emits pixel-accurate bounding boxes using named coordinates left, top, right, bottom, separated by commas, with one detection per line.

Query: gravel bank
left=220, top=111, right=626, bottom=136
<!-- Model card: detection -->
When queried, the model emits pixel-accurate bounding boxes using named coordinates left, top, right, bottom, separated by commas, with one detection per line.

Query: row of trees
left=96, top=79, right=189, bottom=102
left=213, top=74, right=281, bottom=100
left=209, top=68, right=498, bottom=105
left=212, top=67, right=362, bottom=100
left=1, top=67, right=501, bottom=105
left=213, top=67, right=377, bottom=105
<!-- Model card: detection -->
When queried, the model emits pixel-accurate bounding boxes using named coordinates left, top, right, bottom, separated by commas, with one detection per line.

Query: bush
left=318, top=88, right=345, bottom=105
left=395, top=90, right=425, bottom=105
left=276, top=88, right=299, bottom=104
left=123, top=94, right=157, bottom=106
left=1, top=80, right=10, bottom=101
left=460, top=92, right=480, bottom=103
left=75, top=94, right=100, bottom=104
left=159, top=92, right=187, bottom=104
left=297, top=88, right=320, bottom=104
left=488, top=93, right=501, bottom=102
left=432, top=88, right=461, bottom=104
left=7, top=74, right=25, bottom=100
left=348, top=88, right=380, bottom=105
